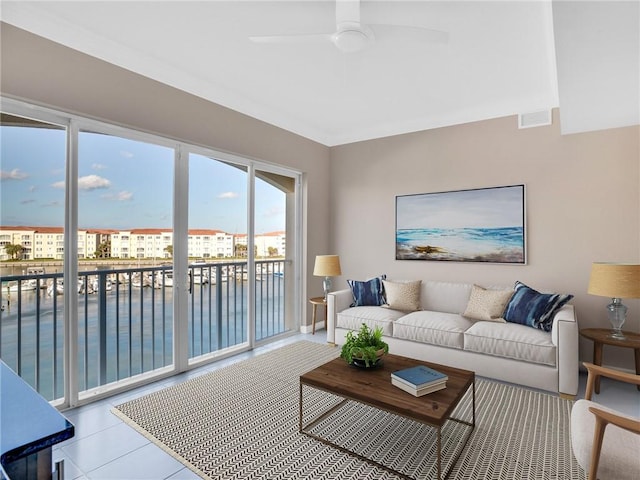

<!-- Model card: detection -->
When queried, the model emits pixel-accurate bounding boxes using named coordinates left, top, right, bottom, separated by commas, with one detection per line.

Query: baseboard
left=300, top=321, right=325, bottom=335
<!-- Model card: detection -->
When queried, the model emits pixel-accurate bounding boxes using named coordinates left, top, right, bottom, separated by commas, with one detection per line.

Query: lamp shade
left=588, top=263, right=640, bottom=298
left=313, top=255, right=342, bottom=277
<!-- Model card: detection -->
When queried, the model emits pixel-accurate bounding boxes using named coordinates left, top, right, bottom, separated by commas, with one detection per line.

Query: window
left=1, top=98, right=301, bottom=408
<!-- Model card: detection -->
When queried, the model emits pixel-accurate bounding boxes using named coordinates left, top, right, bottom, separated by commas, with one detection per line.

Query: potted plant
left=340, top=323, right=389, bottom=368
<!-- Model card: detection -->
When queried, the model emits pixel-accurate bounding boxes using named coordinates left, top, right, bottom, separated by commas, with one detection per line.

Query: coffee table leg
left=437, top=427, right=442, bottom=480
left=299, top=382, right=303, bottom=432
left=593, top=341, right=603, bottom=394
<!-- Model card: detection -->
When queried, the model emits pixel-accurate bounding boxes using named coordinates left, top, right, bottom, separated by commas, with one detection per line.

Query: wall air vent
left=518, top=110, right=552, bottom=129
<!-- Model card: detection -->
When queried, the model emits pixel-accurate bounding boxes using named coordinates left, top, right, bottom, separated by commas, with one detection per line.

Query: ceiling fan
left=249, top=0, right=448, bottom=54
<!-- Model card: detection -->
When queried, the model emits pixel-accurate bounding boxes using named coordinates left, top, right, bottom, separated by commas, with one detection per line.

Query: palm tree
left=4, top=243, right=24, bottom=260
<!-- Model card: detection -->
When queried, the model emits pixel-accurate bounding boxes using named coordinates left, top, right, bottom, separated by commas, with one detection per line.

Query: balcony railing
left=0, top=259, right=287, bottom=402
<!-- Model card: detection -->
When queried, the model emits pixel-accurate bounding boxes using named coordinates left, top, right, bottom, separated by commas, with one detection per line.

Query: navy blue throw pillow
left=503, top=281, right=573, bottom=332
left=347, top=275, right=386, bottom=307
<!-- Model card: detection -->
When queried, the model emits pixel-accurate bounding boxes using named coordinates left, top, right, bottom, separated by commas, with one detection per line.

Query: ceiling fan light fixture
left=333, top=22, right=373, bottom=53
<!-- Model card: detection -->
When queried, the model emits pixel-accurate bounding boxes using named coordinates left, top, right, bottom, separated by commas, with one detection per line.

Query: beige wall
left=0, top=23, right=332, bottom=327
left=330, top=112, right=640, bottom=369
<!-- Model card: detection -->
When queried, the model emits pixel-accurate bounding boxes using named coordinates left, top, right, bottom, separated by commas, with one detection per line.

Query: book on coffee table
left=391, top=377, right=446, bottom=396
left=391, top=365, right=448, bottom=389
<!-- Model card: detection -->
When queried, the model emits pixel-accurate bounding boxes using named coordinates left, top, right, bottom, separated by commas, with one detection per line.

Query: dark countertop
left=0, top=360, right=74, bottom=468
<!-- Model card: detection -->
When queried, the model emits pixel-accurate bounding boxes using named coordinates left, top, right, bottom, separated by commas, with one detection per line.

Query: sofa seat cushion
left=336, top=306, right=405, bottom=336
left=464, top=321, right=556, bottom=366
left=393, top=311, right=473, bottom=349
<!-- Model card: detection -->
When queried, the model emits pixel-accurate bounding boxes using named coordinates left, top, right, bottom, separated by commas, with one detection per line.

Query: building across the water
left=0, top=226, right=285, bottom=260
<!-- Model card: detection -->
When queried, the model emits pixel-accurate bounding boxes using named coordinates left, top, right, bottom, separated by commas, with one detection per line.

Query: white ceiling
left=1, top=1, right=638, bottom=146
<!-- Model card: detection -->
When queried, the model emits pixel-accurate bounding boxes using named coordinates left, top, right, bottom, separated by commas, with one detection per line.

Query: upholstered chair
left=570, top=362, right=640, bottom=479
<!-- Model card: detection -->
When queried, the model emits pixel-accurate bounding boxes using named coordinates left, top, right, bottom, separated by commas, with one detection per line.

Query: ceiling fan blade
left=336, top=0, right=361, bottom=25
left=249, top=33, right=333, bottom=44
left=369, top=24, right=449, bottom=45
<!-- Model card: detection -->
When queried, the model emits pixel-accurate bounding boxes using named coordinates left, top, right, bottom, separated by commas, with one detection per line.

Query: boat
left=89, top=277, right=113, bottom=293
left=190, top=261, right=210, bottom=285
left=26, top=267, right=48, bottom=289
left=47, top=279, right=64, bottom=296
left=131, top=272, right=153, bottom=288
left=3, top=280, right=37, bottom=293
left=155, top=270, right=174, bottom=288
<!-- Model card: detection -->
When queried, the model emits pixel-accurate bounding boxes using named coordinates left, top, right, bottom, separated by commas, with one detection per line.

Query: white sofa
left=327, top=280, right=579, bottom=398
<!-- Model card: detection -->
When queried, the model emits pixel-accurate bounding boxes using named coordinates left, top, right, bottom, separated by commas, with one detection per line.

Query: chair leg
left=588, top=417, right=607, bottom=480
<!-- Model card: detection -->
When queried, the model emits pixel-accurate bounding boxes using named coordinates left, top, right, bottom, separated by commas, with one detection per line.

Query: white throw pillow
left=462, top=284, right=512, bottom=322
left=383, top=280, right=422, bottom=311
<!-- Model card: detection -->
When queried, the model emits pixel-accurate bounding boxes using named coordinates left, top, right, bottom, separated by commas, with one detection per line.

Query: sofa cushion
left=336, top=306, right=404, bottom=336
left=383, top=280, right=422, bottom=311
left=421, top=281, right=474, bottom=314
left=503, top=281, right=573, bottom=332
left=464, top=321, right=556, bottom=366
left=393, top=311, right=473, bottom=349
left=462, top=284, right=513, bottom=322
left=347, top=275, right=386, bottom=306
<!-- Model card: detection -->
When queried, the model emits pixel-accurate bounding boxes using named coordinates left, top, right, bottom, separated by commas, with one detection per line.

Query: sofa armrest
left=551, top=304, right=579, bottom=397
left=326, top=289, right=352, bottom=344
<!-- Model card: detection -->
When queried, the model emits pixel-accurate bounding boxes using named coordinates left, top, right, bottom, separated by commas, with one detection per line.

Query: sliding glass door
left=0, top=113, right=67, bottom=402
left=0, top=98, right=301, bottom=408
left=77, top=129, right=174, bottom=397
left=187, top=153, right=248, bottom=361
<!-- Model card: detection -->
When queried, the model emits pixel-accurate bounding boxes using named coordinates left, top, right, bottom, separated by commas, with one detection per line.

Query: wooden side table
left=580, top=328, right=640, bottom=393
left=309, top=296, right=326, bottom=335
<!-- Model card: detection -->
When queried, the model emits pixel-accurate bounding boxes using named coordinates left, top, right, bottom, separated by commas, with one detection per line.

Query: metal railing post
left=98, top=270, right=107, bottom=385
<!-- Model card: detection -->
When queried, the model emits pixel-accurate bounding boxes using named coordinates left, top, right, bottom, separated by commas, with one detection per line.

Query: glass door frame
left=1, top=97, right=303, bottom=409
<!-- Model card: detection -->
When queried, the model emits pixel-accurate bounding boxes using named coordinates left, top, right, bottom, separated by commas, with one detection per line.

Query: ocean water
left=396, top=227, right=525, bottom=263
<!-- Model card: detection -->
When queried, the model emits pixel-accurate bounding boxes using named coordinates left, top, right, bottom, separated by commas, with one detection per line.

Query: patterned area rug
left=112, top=341, right=585, bottom=479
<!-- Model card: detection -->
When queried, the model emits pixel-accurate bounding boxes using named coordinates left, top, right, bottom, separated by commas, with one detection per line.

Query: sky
left=396, top=185, right=524, bottom=230
left=0, top=125, right=286, bottom=233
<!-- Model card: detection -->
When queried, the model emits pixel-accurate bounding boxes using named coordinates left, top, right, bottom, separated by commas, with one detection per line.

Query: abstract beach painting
left=396, top=185, right=525, bottom=263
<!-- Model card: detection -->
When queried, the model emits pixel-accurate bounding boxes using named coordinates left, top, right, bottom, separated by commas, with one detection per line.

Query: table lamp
left=313, top=255, right=342, bottom=301
left=588, top=262, right=640, bottom=339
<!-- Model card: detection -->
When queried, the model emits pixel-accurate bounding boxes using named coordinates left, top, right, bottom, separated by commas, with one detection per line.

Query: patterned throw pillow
left=503, top=281, right=573, bottom=332
left=347, top=275, right=386, bottom=306
left=382, top=280, right=422, bottom=311
left=462, top=284, right=513, bottom=322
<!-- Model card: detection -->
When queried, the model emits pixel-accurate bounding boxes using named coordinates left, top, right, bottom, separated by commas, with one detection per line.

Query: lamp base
left=606, top=298, right=627, bottom=340
left=322, top=276, right=332, bottom=301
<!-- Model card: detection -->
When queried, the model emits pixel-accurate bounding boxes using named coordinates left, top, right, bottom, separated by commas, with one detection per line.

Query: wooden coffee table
left=299, top=354, right=475, bottom=480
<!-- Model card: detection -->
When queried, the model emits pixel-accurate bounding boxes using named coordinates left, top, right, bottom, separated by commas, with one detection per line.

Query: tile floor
left=52, top=333, right=640, bottom=480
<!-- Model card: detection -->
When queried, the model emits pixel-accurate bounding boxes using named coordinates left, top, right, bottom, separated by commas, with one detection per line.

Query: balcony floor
left=53, top=333, right=639, bottom=479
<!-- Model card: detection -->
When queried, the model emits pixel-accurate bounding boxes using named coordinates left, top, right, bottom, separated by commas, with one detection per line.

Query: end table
left=309, top=296, right=326, bottom=335
left=580, top=328, right=640, bottom=393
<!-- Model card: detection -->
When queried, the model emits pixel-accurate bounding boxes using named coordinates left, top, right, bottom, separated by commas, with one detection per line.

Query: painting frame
left=395, top=185, right=526, bottom=264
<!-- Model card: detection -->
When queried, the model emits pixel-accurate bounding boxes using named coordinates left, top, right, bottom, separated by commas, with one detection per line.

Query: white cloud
left=92, top=163, right=107, bottom=170
left=116, top=190, right=133, bottom=201
left=78, top=175, right=111, bottom=190
left=120, top=150, right=134, bottom=159
left=218, top=192, right=239, bottom=199
left=52, top=175, right=112, bottom=190
left=101, top=190, right=133, bottom=201
left=0, top=168, right=28, bottom=180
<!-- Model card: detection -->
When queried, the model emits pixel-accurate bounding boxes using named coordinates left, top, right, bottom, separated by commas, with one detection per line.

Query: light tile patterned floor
left=53, top=333, right=639, bottom=479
